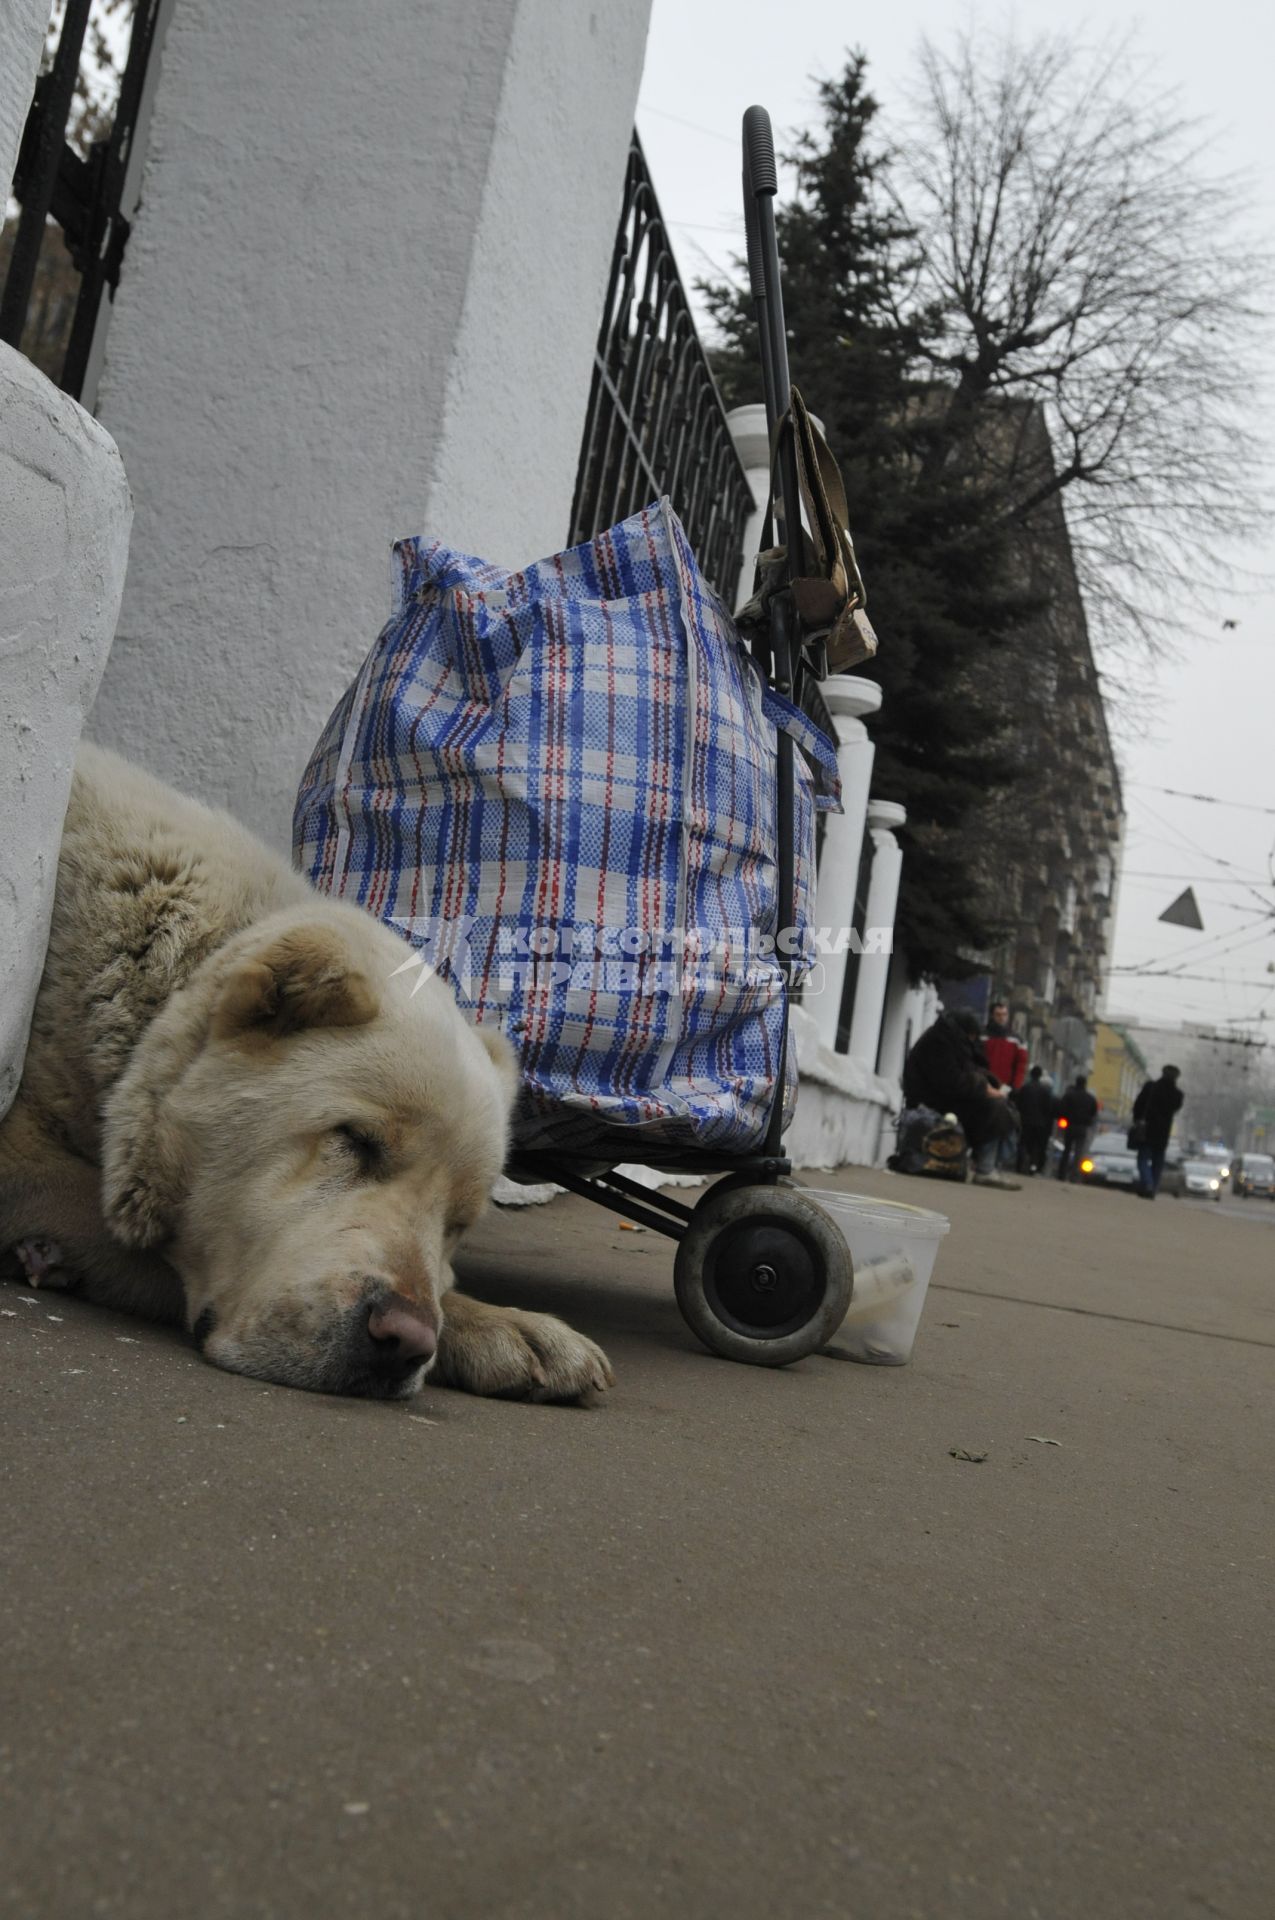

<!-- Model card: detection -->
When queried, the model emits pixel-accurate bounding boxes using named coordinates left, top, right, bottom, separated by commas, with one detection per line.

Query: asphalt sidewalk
left=2, top=1168, right=1272, bottom=1920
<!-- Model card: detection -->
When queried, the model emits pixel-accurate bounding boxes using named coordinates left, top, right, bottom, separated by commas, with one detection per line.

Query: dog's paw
left=101, top=1171, right=170, bottom=1248
left=435, top=1297, right=614, bottom=1403
left=2, top=1237, right=79, bottom=1292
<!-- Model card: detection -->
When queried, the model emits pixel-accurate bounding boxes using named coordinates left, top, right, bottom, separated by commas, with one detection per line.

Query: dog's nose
left=364, top=1292, right=438, bottom=1382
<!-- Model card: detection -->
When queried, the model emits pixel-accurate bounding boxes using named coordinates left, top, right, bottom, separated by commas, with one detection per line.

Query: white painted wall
left=89, top=0, right=651, bottom=850
left=0, top=0, right=45, bottom=199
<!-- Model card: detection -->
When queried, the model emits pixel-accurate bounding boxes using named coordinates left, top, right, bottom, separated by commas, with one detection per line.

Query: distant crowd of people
left=901, top=998, right=1185, bottom=1198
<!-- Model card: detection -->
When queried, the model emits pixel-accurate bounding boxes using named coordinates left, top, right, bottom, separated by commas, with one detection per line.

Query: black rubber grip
left=743, top=106, right=777, bottom=195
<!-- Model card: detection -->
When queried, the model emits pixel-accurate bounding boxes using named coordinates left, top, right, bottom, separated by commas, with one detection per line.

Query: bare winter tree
left=894, top=28, right=1271, bottom=663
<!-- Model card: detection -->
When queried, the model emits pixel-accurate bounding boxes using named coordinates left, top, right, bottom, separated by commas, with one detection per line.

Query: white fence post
left=846, top=801, right=906, bottom=1071
left=809, top=677, right=880, bottom=1052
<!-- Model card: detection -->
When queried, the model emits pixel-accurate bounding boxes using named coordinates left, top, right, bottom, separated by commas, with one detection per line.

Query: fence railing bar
left=588, top=357, right=665, bottom=503
left=570, top=131, right=752, bottom=602
left=0, top=0, right=94, bottom=349
left=61, top=0, right=165, bottom=397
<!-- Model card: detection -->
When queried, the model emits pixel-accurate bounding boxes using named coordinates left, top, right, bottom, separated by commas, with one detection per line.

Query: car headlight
left=1210, top=1180, right=1219, bottom=1190
left=1080, top=1159, right=1094, bottom=1173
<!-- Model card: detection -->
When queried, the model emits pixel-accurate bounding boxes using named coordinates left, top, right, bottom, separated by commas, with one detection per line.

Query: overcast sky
left=637, top=0, right=1275, bottom=1041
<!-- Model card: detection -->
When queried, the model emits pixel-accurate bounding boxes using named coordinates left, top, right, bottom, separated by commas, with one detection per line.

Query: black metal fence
left=1, top=0, right=162, bottom=401
left=569, top=134, right=753, bottom=603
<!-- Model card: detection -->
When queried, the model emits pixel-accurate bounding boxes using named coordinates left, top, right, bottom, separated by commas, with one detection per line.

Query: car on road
left=1078, top=1131, right=1141, bottom=1191
left=1183, top=1159, right=1224, bottom=1202
left=1198, top=1144, right=1232, bottom=1184
left=1232, top=1152, right=1275, bottom=1200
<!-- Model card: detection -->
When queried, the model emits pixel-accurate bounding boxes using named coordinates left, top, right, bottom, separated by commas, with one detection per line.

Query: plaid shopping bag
left=294, top=500, right=840, bottom=1157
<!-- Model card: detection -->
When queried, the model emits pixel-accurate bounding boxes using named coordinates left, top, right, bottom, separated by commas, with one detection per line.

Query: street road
left=2, top=1166, right=1272, bottom=1919
left=1214, top=1195, right=1275, bottom=1226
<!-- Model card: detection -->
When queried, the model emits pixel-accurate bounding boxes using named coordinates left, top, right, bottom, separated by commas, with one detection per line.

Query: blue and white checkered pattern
left=294, top=500, right=840, bottom=1156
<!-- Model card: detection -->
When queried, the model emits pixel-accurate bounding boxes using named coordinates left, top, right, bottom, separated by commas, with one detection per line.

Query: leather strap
left=743, top=386, right=878, bottom=673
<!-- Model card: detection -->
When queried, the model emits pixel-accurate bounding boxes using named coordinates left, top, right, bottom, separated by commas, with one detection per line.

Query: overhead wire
left=1120, top=870, right=1271, bottom=885
left=636, top=102, right=737, bottom=145
left=1126, top=793, right=1275, bottom=923
left=1130, top=782, right=1275, bottom=817
left=1112, top=911, right=1275, bottom=974
left=1108, top=970, right=1274, bottom=983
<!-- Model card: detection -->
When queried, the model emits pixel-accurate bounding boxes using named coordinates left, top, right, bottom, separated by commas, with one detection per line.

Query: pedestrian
left=1012, top=1065, right=1055, bottom=1175
left=902, top=1008, right=1021, bottom=1190
left=1056, top=1074, right=1099, bottom=1183
left=983, top=999, right=1028, bottom=1093
left=984, top=998, right=1027, bottom=1169
left=1130, top=1065, right=1184, bottom=1199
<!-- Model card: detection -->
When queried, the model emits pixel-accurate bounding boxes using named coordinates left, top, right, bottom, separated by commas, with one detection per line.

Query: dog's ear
left=212, top=926, right=379, bottom=1041
left=476, top=1022, right=519, bottom=1107
left=101, top=970, right=220, bottom=1248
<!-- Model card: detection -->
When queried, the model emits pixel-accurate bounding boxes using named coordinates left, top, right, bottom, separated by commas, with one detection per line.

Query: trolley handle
left=742, top=161, right=777, bottom=431
left=741, top=104, right=803, bottom=594
left=743, top=106, right=786, bottom=443
left=742, top=104, right=778, bottom=195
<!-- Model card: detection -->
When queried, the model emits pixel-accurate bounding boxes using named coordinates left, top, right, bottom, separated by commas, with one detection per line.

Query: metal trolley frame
left=507, top=107, right=855, bottom=1366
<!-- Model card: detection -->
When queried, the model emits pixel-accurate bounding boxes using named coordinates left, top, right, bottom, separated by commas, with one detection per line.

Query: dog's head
left=102, top=906, right=517, bottom=1398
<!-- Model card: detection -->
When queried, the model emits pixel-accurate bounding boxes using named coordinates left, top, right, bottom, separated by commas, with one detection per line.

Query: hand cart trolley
left=501, top=107, right=874, bottom=1366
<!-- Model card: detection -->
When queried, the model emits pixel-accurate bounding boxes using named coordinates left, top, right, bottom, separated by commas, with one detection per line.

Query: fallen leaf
left=1027, top=1435, right=1062, bottom=1447
left=949, top=1447, right=988, bottom=1464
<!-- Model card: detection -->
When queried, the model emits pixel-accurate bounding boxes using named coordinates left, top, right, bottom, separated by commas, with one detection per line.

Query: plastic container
left=804, top=1190, right=951, bottom=1365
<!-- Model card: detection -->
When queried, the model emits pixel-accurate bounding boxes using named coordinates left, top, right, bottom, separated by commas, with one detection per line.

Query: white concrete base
left=0, top=346, right=132, bottom=1121
left=784, top=1005, right=900, bottom=1172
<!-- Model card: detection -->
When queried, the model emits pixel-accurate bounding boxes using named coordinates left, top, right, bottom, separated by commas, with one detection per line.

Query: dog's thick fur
left=0, top=747, right=612, bottom=1402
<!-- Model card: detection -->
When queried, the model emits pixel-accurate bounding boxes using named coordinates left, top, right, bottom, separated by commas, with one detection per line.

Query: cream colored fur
left=0, top=746, right=612, bottom=1403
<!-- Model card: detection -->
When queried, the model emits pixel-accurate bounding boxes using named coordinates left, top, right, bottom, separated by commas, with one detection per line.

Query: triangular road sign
left=1159, top=886, right=1204, bottom=930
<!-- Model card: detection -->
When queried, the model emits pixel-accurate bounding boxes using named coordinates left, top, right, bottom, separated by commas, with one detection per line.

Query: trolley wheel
left=674, top=1184, right=852, bottom=1367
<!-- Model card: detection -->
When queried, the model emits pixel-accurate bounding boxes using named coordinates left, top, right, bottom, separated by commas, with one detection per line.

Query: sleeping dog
left=0, top=747, right=612, bottom=1402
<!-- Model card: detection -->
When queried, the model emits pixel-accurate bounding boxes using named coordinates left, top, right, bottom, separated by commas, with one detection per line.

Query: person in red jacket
left=984, top=999, right=1028, bottom=1091
left=984, top=1000, right=1027, bottom=1170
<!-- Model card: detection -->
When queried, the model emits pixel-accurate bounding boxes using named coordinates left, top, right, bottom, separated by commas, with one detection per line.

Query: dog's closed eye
left=333, top=1124, right=386, bottom=1177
